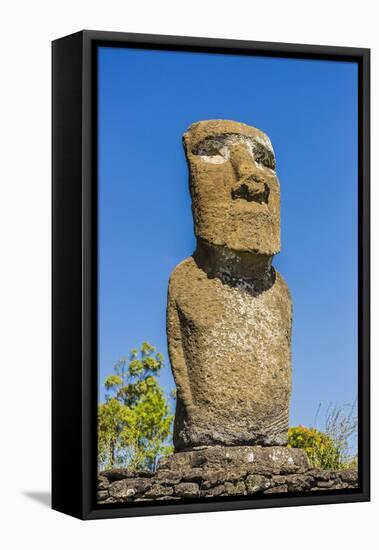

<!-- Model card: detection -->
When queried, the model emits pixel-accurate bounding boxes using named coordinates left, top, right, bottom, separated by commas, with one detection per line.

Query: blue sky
left=98, top=46, right=358, bottom=432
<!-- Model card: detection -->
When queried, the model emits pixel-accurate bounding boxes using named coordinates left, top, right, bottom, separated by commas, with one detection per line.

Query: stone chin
left=203, top=214, right=280, bottom=256
left=194, top=205, right=281, bottom=256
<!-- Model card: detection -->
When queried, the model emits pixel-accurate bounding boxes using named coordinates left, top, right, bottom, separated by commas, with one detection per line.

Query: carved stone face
left=183, top=120, right=280, bottom=255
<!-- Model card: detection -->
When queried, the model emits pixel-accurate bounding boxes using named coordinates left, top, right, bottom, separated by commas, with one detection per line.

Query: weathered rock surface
left=158, top=445, right=309, bottom=472
left=97, top=447, right=358, bottom=504
left=167, top=120, right=291, bottom=450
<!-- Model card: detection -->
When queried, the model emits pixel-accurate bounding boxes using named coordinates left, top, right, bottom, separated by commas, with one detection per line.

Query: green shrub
left=340, top=457, right=358, bottom=470
left=288, top=426, right=341, bottom=470
left=323, top=401, right=357, bottom=467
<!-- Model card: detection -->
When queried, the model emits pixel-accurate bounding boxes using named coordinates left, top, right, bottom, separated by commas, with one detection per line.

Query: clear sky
left=98, top=46, right=358, bottom=433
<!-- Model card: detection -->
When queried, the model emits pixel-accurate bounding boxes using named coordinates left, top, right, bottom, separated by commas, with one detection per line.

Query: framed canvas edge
left=52, top=30, right=370, bottom=520
left=52, top=31, right=85, bottom=519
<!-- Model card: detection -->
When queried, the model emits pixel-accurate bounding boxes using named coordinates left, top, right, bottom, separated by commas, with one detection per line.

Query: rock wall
left=97, top=446, right=358, bottom=504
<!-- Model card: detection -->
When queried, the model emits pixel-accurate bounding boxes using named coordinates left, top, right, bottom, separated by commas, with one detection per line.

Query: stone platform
left=97, top=446, right=358, bottom=504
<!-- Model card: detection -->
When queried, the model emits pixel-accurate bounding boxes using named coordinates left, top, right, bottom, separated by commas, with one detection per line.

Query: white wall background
left=0, top=1, right=376, bottom=548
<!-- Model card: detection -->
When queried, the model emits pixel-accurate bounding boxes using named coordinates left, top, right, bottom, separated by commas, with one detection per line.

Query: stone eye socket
left=193, top=139, right=225, bottom=157
left=192, top=136, right=276, bottom=170
left=254, top=142, right=276, bottom=170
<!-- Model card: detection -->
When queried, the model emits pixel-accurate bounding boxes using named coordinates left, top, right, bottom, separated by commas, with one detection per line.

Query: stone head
left=183, top=120, right=280, bottom=255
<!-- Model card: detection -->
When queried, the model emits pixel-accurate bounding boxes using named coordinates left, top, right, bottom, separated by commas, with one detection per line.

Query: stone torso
left=168, top=256, right=292, bottom=450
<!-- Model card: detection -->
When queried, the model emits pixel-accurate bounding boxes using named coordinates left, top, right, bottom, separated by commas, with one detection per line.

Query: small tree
left=98, top=343, right=174, bottom=472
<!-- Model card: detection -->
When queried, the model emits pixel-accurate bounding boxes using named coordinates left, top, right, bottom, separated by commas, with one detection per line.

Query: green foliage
left=323, top=401, right=358, bottom=467
left=288, top=401, right=358, bottom=470
left=288, top=426, right=341, bottom=469
left=98, top=343, right=174, bottom=472
left=340, top=456, right=358, bottom=470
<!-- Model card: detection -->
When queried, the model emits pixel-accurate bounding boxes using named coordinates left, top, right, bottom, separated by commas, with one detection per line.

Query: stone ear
left=182, top=133, right=192, bottom=157
left=183, top=135, right=201, bottom=163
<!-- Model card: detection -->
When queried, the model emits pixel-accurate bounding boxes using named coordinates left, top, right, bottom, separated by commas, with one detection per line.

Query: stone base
left=159, top=445, right=310, bottom=473
left=97, top=446, right=358, bottom=504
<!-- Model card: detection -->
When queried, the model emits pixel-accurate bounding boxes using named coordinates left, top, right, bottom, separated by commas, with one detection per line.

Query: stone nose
left=231, top=176, right=269, bottom=203
left=229, top=143, right=259, bottom=181
left=229, top=144, right=269, bottom=204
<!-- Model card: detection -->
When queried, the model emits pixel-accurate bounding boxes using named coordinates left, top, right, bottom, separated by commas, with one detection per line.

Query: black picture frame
left=52, top=30, right=370, bottom=520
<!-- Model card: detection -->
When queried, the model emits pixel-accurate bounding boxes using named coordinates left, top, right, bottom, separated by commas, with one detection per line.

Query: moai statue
left=167, top=120, right=292, bottom=451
